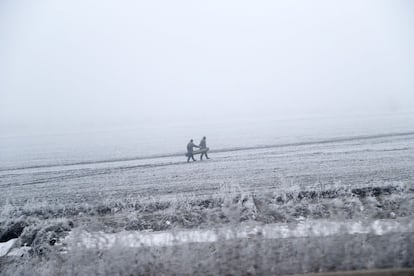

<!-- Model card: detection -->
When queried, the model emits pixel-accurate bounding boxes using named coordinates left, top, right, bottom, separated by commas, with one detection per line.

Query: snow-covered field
left=1, top=130, right=413, bottom=275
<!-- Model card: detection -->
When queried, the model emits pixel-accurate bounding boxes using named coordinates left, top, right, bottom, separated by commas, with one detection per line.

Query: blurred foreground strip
left=63, top=218, right=414, bottom=250
left=298, top=267, right=414, bottom=276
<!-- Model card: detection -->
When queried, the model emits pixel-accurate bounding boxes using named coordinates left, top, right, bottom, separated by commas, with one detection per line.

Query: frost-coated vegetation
left=1, top=181, right=413, bottom=275
left=1, top=134, right=414, bottom=275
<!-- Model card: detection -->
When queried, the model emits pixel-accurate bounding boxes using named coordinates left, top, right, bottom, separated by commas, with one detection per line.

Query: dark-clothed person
left=187, top=139, right=199, bottom=162
left=200, top=136, right=209, bottom=160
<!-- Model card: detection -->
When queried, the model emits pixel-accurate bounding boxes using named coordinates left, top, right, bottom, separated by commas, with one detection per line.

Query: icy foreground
left=65, top=218, right=414, bottom=250
left=1, top=132, right=414, bottom=275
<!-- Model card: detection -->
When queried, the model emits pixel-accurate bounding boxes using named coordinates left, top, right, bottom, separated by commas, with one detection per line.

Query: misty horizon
left=1, top=0, right=414, bottom=136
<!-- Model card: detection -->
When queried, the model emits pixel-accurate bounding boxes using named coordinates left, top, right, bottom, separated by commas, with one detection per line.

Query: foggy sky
left=1, top=0, right=413, bottom=134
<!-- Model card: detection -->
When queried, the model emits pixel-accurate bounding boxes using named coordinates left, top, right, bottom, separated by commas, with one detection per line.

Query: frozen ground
left=0, top=131, right=413, bottom=275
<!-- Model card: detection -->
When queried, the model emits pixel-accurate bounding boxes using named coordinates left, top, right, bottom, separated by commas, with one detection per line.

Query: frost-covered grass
left=2, top=132, right=414, bottom=274
left=1, top=181, right=412, bottom=234
left=2, top=231, right=414, bottom=276
left=1, top=181, right=413, bottom=275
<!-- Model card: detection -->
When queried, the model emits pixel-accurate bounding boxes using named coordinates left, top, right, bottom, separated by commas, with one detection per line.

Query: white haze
left=1, top=0, right=414, bottom=136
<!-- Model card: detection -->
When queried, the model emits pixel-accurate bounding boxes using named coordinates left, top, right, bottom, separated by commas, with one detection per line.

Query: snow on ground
left=0, top=132, right=413, bottom=274
left=64, top=218, right=414, bottom=250
left=1, top=132, right=413, bottom=205
left=0, top=239, right=16, bottom=257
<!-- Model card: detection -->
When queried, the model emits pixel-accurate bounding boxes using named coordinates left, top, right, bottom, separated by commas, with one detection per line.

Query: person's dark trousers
left=187, top=154, right=196, bottom=162
left=200, top=152, right=209, bottom=160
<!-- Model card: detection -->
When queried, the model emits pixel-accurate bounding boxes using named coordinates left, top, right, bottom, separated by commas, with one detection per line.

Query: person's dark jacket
left=187, top=141, right=198, bottom=153
left=199, top=139, right=206, bottom=149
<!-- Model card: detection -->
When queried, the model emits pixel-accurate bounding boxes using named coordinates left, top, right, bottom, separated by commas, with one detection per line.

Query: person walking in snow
left=199, top=136, right=210, bottom=160
left=186, top=139, right=199, bottom=162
